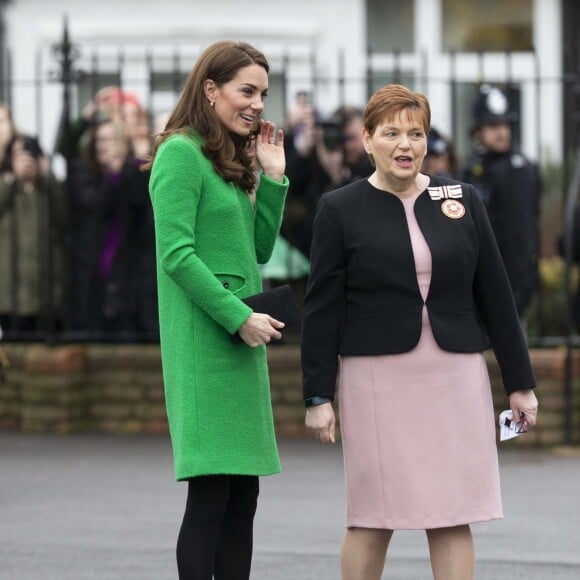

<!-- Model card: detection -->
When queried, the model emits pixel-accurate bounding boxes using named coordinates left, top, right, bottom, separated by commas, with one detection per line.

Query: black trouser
left=176, top=474, right=259, bottom=580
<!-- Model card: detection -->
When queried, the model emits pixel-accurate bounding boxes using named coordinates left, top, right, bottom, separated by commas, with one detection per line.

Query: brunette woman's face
left=95, top=122, right=129, bottom=167
left=206, top=64, right=268, bottom=136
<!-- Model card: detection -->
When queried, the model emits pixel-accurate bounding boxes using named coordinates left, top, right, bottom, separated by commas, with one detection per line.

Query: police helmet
left=427, top=127, right=449, bottom=156
left=471, top=84, right=516, bottom=132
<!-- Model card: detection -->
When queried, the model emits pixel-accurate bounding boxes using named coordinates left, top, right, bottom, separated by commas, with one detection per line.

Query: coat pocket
left=214, top=272, right=247, bottom=295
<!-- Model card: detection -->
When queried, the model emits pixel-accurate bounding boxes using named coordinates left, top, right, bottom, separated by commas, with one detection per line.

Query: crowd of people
left=0, top=80, right=562, bottom=340
left=1, top=87, right=158, bottom=338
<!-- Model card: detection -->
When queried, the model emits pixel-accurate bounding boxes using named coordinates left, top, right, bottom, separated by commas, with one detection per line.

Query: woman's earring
left=209, top=100, right=215, bottom=108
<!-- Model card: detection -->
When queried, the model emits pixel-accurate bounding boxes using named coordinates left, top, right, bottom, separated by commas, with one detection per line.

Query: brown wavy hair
left=142, top=41, right=269, bottom=193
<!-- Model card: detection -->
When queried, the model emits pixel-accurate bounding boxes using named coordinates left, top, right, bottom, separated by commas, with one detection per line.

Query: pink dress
left=338, top=191, right=502, bottom=530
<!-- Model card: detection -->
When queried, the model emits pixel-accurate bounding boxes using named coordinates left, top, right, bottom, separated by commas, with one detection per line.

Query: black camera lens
left=318, top=117, right=344, bottom=150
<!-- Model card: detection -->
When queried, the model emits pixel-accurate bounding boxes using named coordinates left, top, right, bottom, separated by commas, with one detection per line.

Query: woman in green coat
left=146, top=41, right=288, bottom=580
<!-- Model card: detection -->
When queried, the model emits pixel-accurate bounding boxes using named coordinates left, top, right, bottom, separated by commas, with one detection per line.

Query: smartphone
left=21, top=136, right=43, bottom=159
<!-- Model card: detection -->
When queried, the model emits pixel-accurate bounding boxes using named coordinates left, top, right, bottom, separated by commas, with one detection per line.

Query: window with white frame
left=442, top=0, right=533, bottom=52
left=366, top=0, right=414, bottom=54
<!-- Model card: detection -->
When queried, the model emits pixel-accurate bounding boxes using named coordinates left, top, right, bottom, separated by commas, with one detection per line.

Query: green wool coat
left=149, top=131, right=288, bottom=481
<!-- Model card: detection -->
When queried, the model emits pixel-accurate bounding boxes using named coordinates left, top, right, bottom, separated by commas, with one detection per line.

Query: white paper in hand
left=498, top=409, right=525, bottom=442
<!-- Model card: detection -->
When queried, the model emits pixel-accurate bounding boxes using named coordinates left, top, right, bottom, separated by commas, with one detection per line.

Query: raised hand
left=255, top=119, right=285, bottom=182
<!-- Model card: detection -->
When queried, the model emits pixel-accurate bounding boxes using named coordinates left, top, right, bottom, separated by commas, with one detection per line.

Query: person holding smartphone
left=0, top=128, right=64, bottom=335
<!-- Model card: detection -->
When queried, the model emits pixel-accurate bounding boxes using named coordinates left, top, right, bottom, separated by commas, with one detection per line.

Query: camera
left=317, top=115, right=344, bottom=151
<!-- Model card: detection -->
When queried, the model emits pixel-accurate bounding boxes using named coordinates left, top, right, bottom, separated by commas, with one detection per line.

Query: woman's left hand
left=508, top=388, right=538, bottom=428
left=305, top=402, right=336, bottom=444
left=255, top=119, right=285, bottom=183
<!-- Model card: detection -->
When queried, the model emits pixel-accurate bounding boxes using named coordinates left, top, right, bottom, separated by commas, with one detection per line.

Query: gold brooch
left=441, top=199, right=465, bottom=219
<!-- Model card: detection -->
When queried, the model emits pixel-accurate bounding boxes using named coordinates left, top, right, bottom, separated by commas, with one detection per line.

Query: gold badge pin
left=441, top=199, right=465, bottom=219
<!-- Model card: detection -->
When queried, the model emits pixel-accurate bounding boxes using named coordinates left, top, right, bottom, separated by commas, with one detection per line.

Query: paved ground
left=1, top=432, right=579, bottom=579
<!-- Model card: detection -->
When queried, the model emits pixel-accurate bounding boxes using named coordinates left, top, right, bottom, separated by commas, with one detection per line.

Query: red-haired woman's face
left=205, top=64, right=268, bottom=136
left=363, top=108, right=427, bottom=187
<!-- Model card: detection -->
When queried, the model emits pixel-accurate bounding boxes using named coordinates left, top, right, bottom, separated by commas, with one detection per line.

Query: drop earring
left=209, top=100, right=215, bottom=108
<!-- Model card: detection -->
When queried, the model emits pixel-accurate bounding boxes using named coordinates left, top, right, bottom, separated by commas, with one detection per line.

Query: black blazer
left=301, top=176, right=535, bottom=400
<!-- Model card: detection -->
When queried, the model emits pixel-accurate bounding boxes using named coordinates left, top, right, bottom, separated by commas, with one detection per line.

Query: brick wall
left=1, top=343, right=579, bottom=445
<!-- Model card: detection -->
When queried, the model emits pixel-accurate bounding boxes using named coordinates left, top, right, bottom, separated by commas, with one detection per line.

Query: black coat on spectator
left=463, top=150, right=541, bottom=318
left=281, top=134, right=334, bottom=258
left=67, top=158, right=157, bottom=336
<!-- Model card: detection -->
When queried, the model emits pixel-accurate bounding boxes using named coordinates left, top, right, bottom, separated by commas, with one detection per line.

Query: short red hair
left=364, top=84, right=430, bottom=136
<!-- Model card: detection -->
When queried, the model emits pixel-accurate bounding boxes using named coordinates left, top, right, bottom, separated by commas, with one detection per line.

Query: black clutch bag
left=231, top=284, right=300, bottom=343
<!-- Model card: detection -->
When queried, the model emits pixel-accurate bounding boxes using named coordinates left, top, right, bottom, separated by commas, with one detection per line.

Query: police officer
left=422, top=126, right=458, bottom=179
left=463, top=84, right=541, bottom=321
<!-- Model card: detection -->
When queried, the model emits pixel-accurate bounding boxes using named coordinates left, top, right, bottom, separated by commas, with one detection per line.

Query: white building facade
left=1, top=0, right=573, bottom=165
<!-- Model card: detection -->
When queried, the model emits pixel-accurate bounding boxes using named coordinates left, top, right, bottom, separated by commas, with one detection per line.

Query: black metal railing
left=1, top=19, right=579, bottom=350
